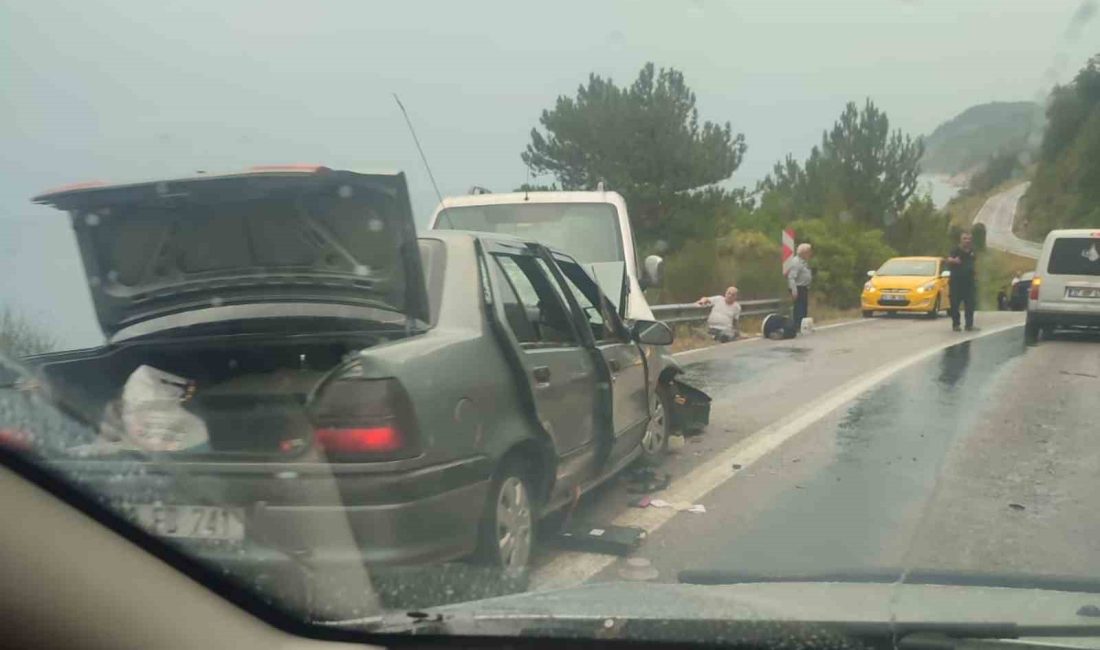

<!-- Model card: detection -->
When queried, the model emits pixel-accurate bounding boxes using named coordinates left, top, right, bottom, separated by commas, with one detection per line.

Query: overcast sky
left=1, top=0, right=1097, bottom=347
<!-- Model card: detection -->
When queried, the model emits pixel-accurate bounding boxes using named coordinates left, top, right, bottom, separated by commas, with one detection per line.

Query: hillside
left=1018, top=56, right=1100, bottom=239
left=921, top=101, right=1043, bottom=175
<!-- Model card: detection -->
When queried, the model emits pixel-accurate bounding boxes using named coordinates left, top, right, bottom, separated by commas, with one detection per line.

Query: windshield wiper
left=678, top=568, right=1100, bottom=595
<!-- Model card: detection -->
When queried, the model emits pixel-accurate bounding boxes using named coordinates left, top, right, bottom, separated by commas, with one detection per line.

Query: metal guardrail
left=651, top=298, right=784, bottom=324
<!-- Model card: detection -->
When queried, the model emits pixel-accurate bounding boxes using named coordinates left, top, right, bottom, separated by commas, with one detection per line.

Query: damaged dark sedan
left=13, top=166, right=708, bottom=583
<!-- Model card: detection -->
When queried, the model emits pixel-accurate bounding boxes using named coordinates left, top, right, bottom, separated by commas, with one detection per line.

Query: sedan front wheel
left=640, top=388, right=671, bottom=461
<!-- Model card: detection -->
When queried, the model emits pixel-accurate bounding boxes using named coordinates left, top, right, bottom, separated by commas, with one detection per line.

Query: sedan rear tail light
left=1029, top=277, right=1042, bottom=301
left=314, top=426, right=404, bottom=453
left=309, top=378, right=420, bottom=461
left=0, top=428, right=34, bottom=452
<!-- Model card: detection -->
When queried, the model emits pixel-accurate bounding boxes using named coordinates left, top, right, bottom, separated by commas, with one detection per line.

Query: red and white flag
left=781, top=228, right=796, bottom=276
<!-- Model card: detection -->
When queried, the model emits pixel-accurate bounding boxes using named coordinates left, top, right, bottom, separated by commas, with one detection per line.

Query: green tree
left=965, top=150, right=1022, bottom=195
left=760, top=99, right=924, bottom=229
left=522, top=62, right=747, bottom=246
left=1021, top=54, right=1100, bottom=238
left=0, top=306, right=55, bottom=359
left=886, top=194, right=952, bottom=255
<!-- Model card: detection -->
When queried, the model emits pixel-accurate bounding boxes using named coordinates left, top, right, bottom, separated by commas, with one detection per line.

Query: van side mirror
left=642, top=255, right=664, bottom=289
left=866, top=270, right=876, bottom=277
left=631, top=320, right=674, bottom=346
left=941, top=270, right=951, bottom=278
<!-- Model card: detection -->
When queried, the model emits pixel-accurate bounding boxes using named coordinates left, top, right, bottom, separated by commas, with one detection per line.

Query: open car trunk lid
left=34, top=168, right=428, bottom=340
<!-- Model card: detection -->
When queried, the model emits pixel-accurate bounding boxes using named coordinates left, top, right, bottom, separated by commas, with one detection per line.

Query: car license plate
left=882, top=295, right=906, bottom=302
left=125, top=504, right=244, bottom=541
left=1067, top=287, right=1100, bottom=299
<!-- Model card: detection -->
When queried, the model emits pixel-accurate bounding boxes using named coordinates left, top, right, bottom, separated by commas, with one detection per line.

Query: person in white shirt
left=696, top=286, right=742, bottom=342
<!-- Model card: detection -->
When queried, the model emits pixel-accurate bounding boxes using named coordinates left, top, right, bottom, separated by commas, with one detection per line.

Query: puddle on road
left=681, top=347, right=812, bottom=398
left=680, top=328, right=1027, bottom=575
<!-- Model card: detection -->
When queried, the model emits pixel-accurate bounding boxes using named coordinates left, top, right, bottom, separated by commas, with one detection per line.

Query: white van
left=428, top=190, right=663, bottom=321
left=1025, top=229, right=1100, bottom=343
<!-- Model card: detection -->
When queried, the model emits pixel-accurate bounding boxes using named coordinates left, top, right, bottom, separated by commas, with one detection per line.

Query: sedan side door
left=547, top=253, right=650, bottom=466
left=482, top=241, right=603, bottom=488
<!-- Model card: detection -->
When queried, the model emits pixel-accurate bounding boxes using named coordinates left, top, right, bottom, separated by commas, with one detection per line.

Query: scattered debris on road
left=636, top=498, right=706, bottom=513
left=731, top=463, right=743, bottom=470
left=624, top=467, right=671, bottom=493
left=554, top=523, right=647, bottom=556
left=618, top=557, right=659, bottom=581
left=1008, top=503, right=1026, bottom=511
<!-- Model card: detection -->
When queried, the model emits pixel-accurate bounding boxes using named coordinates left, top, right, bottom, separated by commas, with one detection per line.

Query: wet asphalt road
left=533, top=312, right=1100, bottom=588
left=974, top=182, right=1041, bottom=259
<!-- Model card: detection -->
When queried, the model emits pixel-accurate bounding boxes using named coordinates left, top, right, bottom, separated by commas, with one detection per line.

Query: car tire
left=475, top=458, right=535, bottom=572
left=639, top=386, right=671, bottom=462
left=926, top=295, right=941, bottom=319
left=862, top=310, right=874, bottom=318
left=1025, top=314, right=1040, bottom=345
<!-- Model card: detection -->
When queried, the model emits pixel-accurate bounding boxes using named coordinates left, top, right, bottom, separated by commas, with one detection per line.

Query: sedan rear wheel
left=476, top=461, right=534, bottom=571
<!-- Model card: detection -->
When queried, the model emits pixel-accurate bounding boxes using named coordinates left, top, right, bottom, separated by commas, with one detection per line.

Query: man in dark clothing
left=946, top=232, right=978, bottom=332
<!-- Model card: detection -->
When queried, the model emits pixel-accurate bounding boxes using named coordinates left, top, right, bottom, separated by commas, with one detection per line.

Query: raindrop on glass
left=368, top=218, right=385, bottom=232
left=211, top=296, right=225, bottom=307
left=354, top=264, right=371, bottom=276
left=338, top=185, right=354, bottom=198
left=84, top=213, right=100, bottom=226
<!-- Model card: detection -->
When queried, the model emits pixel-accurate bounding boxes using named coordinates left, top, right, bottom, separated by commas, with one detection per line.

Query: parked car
left=1025, top=229, right=1100, bottom=343
left=860, top=256, right=951, bottom=318
left=15, top=166, right=704, bottom=581
left=999, top=271, right=1035, bottom=311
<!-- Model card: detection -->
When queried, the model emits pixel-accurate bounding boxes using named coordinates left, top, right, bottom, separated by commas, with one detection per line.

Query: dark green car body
left=14, top=167, right=698, bottom=575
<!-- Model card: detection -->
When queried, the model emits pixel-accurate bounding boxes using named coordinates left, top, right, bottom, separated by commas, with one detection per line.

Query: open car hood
left=34, top=168, right=428, bottom=338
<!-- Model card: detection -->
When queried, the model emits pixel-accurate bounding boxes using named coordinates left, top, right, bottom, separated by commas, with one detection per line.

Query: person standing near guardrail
left=785, top=243, right=813, bottom=338
left=696, top=286, right=742, bottom=342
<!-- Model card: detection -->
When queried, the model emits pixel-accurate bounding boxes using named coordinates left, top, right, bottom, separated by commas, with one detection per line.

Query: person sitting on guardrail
left=696, top=286, right=742, bottom=342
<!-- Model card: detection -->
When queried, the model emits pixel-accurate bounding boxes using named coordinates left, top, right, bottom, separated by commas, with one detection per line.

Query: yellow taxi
left=861, top=256, right=951, bottom=318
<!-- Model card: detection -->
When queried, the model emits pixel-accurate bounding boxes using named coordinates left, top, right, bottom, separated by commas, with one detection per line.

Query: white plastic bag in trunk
left=115, top=365, right=208, bottom=452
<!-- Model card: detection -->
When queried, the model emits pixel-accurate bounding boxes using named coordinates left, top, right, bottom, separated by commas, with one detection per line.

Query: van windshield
left=1048, top=238, right=1100, bottom=276
left=435, top=203, right=623, bottom=265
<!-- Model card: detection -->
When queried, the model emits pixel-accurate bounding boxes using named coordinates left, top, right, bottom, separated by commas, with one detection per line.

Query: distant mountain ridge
left=921, top=101, right=1044, bottom=175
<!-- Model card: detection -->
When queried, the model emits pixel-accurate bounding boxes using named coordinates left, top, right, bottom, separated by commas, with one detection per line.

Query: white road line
left=532, top=320, right=1022, bottom=590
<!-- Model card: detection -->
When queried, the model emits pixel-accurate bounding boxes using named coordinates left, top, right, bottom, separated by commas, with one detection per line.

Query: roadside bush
left=656, top=228, right=786, bottom=304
